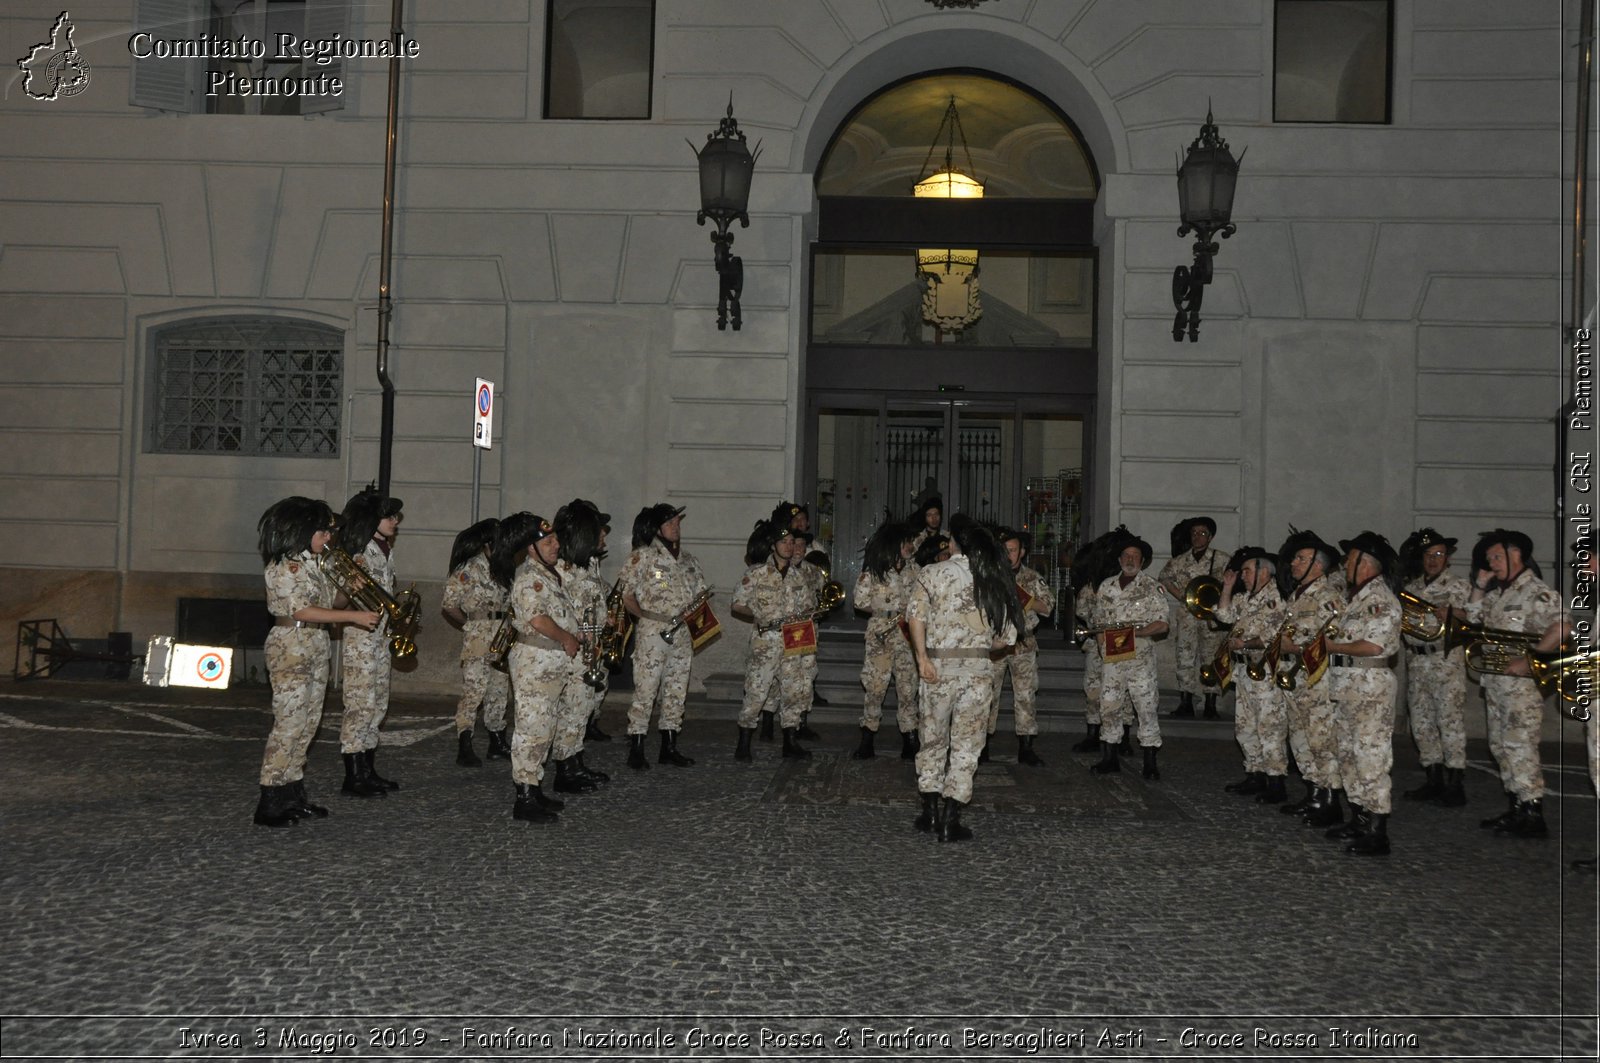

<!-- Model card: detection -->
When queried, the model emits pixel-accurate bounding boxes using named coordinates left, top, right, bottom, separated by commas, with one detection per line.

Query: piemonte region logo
left=18, top=11, right=92, bottom=101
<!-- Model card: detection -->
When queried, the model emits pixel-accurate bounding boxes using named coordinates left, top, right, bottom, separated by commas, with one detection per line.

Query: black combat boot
left=457, top=730, right=482, bottom=767
left=1171, top=692, right=1196, bottom=718
left=658, top=729, right=695, bottom=766
left=796, top=712, right=821, bottom=741
left=626, top=733, right=650, bottom=770
left=900, top=730, right=918, bottom=760
left=1202, top=693, right=1219, bottom=719
left=531, top=783, right=564, bottom=811
left=252, top=785, right=295, bottom=828
left=781, top=727, right=813, bottom=759
left=851, top=726, right=876, bottom=760
left=1402, top=763, right=1443, bottom=801
left=1327, top=802, right=1365, bottom=840
left=914, top=791, right=939, bottom=833
left=1347, top=811, right=1390, bottom=855
left=1017, top=735, right=1043, bottom=766
left=1281, top=781, right=1317, bottom=816
left=1500, top=799, right=1548, bottom=837
left=1481, top=792, right=1518, bottom=829
left=758, top=711, right=776, bottom=741
left=486, top=729, right=511, bottom=759
left=512, top=783, right=557, bottom=823
left=1225, top=771, right=1263, bottom=795
left=364, top=749, right=400, bottom=791
left=584, top=717, right=612, bottom=742
left=1436, top=767, right=1467, bottom=807
left=1071, top=721, right=1100, bottom=753
left=286, top=780, right=329, bottom=819
left=977, top=738, right=991, bottom=763
left=1306, top=788, right=1345, bottom=829
left=1141, top=745, right=1161, bottom=780
left=1256, top=775, right=1288, bottom=804
left=938, top=797, right=973, bottom=842
left=554, top=757, right=597, bottom=794
left=1089, top=740, right=1120, bottom=774
left=341, top=752, right=386, bottom=797
left=735, top=727, right=754, bottom=761
left=574, top=752, right=608, bottom=784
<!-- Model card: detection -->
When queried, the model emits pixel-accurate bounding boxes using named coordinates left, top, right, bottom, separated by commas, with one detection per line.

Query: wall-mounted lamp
left=1172, top=109, right=1243, bottom=342
left=690, top=97, right=761, bottom=331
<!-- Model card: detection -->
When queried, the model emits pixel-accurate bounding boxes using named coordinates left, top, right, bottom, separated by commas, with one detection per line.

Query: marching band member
left=851, top=519, right=920, bottom=760
left=336, top=487, right=406, bottom=798
left=1323, top=532, right=1403, bottom=855
left=499, top=513, right=580, bottom=824
left=1088, top=527, right=1169, bottom=779
left=731, top=520, right=825, bottom=760
left=1397, top=528, right=1473, bottom=806
left=987, top=527, right=1055, bottom=766
left=620, top=503, right=710, bottom=770
left=909, top=496, right=943, bottom=552
left=1464, top=529, right=1568, bottom=839
left=1274, top=528, right=1346, bottom=827
left=253, top=497, right=379, bottom=827
left=440, top=518, right=509, bottom=768
left=1159, top=516, right=1228, bottom=719
left=551, top=500, right=611, bottom=793
left=1215, top=546, right=1289, bottom=801
left=1068, top=532, right=1119, bottom=755
left=907, top=515, right=1019, bottom=842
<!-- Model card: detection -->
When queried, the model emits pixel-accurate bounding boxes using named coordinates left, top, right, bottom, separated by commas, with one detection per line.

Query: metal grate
left=152, top=320, right=342, bottom=457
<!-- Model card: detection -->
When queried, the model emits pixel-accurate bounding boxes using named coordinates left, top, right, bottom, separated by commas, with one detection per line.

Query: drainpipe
left=374, top=0, right=405, bottom=496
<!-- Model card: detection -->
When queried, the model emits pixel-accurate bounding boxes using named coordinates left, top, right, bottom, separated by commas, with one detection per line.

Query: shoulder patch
left=533, top=581, right=544, bottom=592
left=287, top=562, right=299, bottom=574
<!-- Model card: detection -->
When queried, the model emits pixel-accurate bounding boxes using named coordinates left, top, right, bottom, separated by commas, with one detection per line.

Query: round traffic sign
left=196, top=652, right=225, bottom=683
left=477, top=384, right=492, bottom=416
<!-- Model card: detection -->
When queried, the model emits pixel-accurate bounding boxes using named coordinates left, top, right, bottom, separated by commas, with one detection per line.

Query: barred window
left=151, top=319, right=343, bottom=456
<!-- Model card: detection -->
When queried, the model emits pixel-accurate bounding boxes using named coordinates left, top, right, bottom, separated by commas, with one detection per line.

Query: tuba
left=319, top=545, right=421, bottom=660
left=486, top=606, right=515, bottom=672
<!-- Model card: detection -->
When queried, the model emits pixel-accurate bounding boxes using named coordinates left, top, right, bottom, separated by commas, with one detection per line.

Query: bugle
left=661, top=590, right=714, bottom=644
left=596, top=577, right=633, bottom=667
left=1198, top=635, right=1232, bottom=689
left=1275, top=616, right=1343, bottom=691
left=318, top=544, right=421, bottom=661
left=1248, top=617, right=1295, bottom=682
left=486, top=606, right=515, bottom=672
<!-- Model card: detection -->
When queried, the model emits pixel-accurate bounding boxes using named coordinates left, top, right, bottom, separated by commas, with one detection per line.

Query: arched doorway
left=804, top=71, right=1100, bottom=609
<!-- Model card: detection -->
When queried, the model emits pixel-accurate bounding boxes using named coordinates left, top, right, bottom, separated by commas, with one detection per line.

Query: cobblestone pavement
left=0, top=679, right=1594, bottom=1061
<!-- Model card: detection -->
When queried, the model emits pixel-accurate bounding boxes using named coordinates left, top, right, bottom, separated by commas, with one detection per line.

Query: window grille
left=151, top=319, right=343, bottom=457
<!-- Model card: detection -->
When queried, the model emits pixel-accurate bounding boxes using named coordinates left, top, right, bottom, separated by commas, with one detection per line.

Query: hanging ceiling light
left=913, top=97, right=984, bottom=335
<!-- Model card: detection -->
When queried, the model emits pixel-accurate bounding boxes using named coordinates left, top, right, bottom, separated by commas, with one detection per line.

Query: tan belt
left=927, top=647, right=997, bottom=660
left=520, top=632, right=566, bottom=651
left=637, top=607, right=673, bottom=624
left=273, top=617, right=327, bottom=631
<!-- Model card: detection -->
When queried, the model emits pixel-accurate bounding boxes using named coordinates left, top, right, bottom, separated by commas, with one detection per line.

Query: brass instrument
left=1275, top=616, right=1344, bottom=691
left=1528, top=648, right=1596, bottom=719
left=1071, top=618, right=1124, bottom=649
left=661, top=590, right=714, bottom=644
left=486, top=606, right=515, bottom=673
left=1461, top=623, right=1547, bottom=679
left=1247, top=617, right=1295, bottom=682
left=1198, top=634, right=1232, bottom=689
left=1399, top=590, right=1446, bottom=641
left=595, top=577, right=633, bottom=667
left=318, top=544, right=421, bottom=660
left=1183, top=574, right=1226, bottom=626
left=579, top=599, right=607, bottom=690
left=810, top=556, right=845, bottom=615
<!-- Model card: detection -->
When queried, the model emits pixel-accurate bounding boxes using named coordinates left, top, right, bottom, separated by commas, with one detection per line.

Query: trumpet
left=1274, top=616, right=1344, bottom=691
left=1528, top=647, right=1597, bottom=718
left=661, top=590, right=713, bottom=644
left=319, top=544, right=421, bottom=660
left=1399, top=590, right=1446, bottom=641
left=486, top=606, right=515, bottom=672
left=595, top=576, right=633, bottom=667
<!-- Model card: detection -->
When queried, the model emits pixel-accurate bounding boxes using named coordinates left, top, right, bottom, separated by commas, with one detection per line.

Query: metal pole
left=374, top=0, right=405, bottom=497
left=472, top=446, right=482, bottom=524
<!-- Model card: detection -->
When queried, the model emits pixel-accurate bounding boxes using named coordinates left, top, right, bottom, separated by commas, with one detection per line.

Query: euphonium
left=318, top=544, right=420, bottom=660
left=595, top=576, right=633, bottom=667
left=661, top=590, right=714, bottom=644
left=486, top=606, right=516, bottom=672
left=1398, top=590, right=1445, bottom=641
left=1462, top=623, right=1547, bottom=679
left=1527, top=647, right=1596, bottom=719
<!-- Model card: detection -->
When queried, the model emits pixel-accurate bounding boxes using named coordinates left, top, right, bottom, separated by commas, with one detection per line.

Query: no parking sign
left=473, top=378, right=494, bottom=450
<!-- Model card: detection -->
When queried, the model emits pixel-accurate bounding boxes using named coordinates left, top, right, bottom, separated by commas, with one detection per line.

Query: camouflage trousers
left=627, top=619, right=692, bottom=735
left=454, top=656, right=510, bottom=735
left=553, top=670, right=603, bottom=760
left=1176, top=613, right=1229, bottom=697
left=1482, top=674, right=1547, bottom=802
left=859, top=619, right=918, bottom=733
left=340, top=625, right=391, bottom=754
left=987, top=643, right=1040, bottom=736
left=1286, top=678, right=1339, bottom=788
left=916, top=659, right=992, bottom=803
left=1332, top=670, right=1397, bottom=814
left=1404, top=649, right=1468, bottom=769
left=739, top=633, right=816, bottom=730
left=509, top=645, right=573, bottom=786
left=1098, top=651, right=1162, bottom=748
left=260, top=628, right=329, bottom=786
left=1234, top=668, right=1288, bottom=775
left=1082, top=649, right=1102, bottom=726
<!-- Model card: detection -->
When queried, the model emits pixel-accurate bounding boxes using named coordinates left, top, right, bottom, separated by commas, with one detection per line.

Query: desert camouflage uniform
left=508, top=559, right=581, bottom=787
left=442, top=552, right=510, bottom=735
left=260, top=551, right=334, bottom=786
left=1092, top=570, right=1168, bottom=748
left=1402, top=569, right=1472, bottom=770
left=988, top=565, right=1055, bottom=737
left=1282, top=575, right=1344, bottom=788
left=1076, top=585, right=1103, bottom=726
left=1465, top=569, right=1567, bottom=802
left=1160, top=545, right=1229, bottom=697
left=735, top=555, right=824, bottom=730
left=620, top=540, right=708, bottom=735
left=1215, top=579, right=1289, bottom=776
left=1330, top=578, right=1402, bottom=814
left=341, top=538, right=395, bottom=754
left=909, top=555, right=1017, bottom=803
left=553, top=557, right=607, bottom=760
left=853, top=563, right=919, bottom=734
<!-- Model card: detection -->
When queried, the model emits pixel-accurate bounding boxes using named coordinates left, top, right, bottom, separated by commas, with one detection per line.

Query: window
left=130, top=0, right=349, bottom=115
left=544, top=0, right=654, bottom=119
left=150, top=318, right=343, bottom=457
left=1274, top=0, right=1392, bottom=123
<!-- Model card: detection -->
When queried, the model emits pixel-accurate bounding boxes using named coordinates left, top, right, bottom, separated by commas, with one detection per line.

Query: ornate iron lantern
left=691, top=97, right=761, bottom=331
left=1172, top=109, right=1243, bottom=342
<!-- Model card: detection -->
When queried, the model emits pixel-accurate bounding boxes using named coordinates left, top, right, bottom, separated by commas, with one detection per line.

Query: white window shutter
left=129, top=0, right=205, bottom=112
left=298, top=0, right=350, bottom=115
